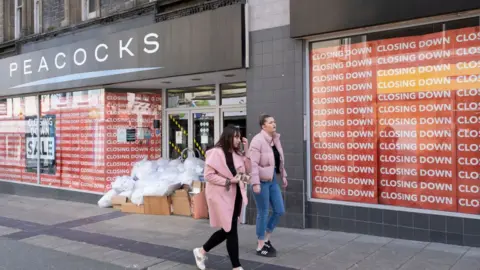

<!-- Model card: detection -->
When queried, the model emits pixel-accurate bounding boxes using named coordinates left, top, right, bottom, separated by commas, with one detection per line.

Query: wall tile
left=464, top=219, right=480, bottom=236
left=398, top=226, right=415, bottom=240
left=447, top=217, right=463, bottom=234
left=413, top=214, right=430, bottom=230
left=383, top=210, right=397, bottom=225
left=430, top=231, right=446, bottom=244
left=398, top=212, right=414, bottom=227
left=355, top=207, right=369, bottom=222
left=430, top=215, right=446, bottom=232
left=369, top=209, right=383, bottom=224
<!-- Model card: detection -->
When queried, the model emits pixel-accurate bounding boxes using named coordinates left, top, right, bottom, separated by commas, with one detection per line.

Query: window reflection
left=221, top=82, right=246, bottom=105
left=167, top=85, right=216, bottom=108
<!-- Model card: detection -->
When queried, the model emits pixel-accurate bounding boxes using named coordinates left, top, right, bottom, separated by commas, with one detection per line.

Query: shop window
left=39, top=90, right=162, bottom=193
left=308, top=17, right=480, bottom=215
left=0, top=96, right=39, bottom=184
left=104, top=91, right=162, bottom=188
left=167, top=85, right=216, bottom=108
left=220, top=82, right=246, bottom=106
left=40, top=90, right=105, bottom=191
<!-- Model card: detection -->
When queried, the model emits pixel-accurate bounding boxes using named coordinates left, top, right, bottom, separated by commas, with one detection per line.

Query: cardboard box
left=191, top=181, right=206, bottom=194
left=144, top=196, right=172, bottom=215
left=171, top=189, right=192, bottom=216
left=121, top=203, right=145, bottom=214
left=112, top=195, right=128, bottom=205
left=112, top=195, right=129, bottom=210
left=191, top=190, right=208, bottom=219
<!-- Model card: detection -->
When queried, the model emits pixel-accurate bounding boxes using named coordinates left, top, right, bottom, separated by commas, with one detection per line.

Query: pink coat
left=204, top=147, right=251, bottom=232
left=249, top=130, right=287, bottom=186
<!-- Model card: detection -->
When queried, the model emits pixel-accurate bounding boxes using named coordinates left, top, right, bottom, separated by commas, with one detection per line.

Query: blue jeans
left=252, top=173, right=285, bottom=240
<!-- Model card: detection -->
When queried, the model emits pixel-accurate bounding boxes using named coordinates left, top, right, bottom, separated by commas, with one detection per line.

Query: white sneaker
left=193, top=248, right=207, bottom=270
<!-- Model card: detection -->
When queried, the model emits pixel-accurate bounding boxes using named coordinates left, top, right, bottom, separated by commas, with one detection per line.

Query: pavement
left=0, top=195, right=477, bottom=270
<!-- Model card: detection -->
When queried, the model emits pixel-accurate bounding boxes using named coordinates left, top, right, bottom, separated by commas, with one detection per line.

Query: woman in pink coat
left=193, top=125, right=251, bottom=270
left=249, top=114, right=287, bottom=257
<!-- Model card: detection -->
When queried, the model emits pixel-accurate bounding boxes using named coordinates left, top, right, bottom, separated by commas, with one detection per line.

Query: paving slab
left=0, top=238, right=125, bottom=270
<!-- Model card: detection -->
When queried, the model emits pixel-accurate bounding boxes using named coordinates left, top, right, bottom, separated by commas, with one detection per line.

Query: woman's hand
left=242, top=137, right=249, bottom=148
left=230, top=176, right=240, bottom=184
left=252, top=184, right=261, bottom=194
left=282, top=177, right=288, bottom=188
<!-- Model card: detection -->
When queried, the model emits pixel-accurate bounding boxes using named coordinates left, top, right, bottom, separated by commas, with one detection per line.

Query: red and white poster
left=37, top=90, right=162, bottom=193
left=311, top=26, right=480, bottom=214
left=104, top=92, right=162, bottom=190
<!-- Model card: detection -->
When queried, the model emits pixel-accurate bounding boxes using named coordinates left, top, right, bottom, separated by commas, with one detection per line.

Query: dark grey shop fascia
left=290, top=0, right=480, bottom=38
left=0, top=4, right=245, bottom=97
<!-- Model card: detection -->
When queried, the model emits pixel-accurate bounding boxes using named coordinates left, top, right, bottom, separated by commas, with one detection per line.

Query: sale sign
left=25, top=115, right=56, bottom=175
left=310, top=25, right=480, bottom=214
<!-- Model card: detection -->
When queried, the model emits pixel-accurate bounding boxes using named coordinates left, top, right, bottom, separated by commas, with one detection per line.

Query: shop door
left=221, top=108, right=247, bottom=137
left=167, top=110, right=217, bottom=160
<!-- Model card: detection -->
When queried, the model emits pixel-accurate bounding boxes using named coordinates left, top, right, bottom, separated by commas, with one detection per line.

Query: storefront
left=0, top=4, right=247, bottom=198
left=292, top=0, right=480, bottom=246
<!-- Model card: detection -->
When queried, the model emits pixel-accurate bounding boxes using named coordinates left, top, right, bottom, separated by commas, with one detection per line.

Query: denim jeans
left=252, top=173, right=285, bottom=240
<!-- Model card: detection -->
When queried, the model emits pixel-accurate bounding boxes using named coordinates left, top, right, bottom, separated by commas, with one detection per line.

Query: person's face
left=232, top=132, right=241, bottom=148
left=262, top=117, right=276, bottom=133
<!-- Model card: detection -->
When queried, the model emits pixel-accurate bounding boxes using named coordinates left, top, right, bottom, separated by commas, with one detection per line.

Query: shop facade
left=292, top=0, right=480, bottom=246
left=0, top=2, right=247, bottom=201
left=3, top=0, right=480, bottom=247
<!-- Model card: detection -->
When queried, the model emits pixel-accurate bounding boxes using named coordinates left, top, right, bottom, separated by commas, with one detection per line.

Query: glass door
left=192, top=111, right=215, bottom=159
left=167, top=110, right=217, bottom=160
left=221, top=108, right=247, bottom=137
left=167, top=112, right=189, bottom=159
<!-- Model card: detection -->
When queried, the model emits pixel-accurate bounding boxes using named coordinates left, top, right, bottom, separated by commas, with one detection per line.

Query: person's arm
left=204, top=165, right=229, bottom=186
left=249, top=138, right=261, bottom=186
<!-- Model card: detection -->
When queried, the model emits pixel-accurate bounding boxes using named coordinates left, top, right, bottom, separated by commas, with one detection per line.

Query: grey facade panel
left=290, top=0, right=480, bottom=38
left=246, top=25, right=305, bottom=229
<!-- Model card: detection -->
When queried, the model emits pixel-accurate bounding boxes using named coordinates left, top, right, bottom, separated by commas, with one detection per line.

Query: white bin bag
left=98, top=189, right=118, bottom=208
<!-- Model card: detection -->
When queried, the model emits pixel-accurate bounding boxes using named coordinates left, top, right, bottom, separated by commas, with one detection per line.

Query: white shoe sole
left=193, top=248, right=206, bottom=270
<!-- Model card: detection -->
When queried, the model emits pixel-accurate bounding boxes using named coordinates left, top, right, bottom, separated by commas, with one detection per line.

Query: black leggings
left=203, top=185, right=242, bottom=268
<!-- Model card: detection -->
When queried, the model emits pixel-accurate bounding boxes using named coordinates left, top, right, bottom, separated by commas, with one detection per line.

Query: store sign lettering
left=9, top=34, right=161, bottom=77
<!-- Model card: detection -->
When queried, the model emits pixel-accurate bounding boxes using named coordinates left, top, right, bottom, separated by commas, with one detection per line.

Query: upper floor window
left=82, top=0, right=99, bottom=21
left=34, top=0, right=42, bottom=34
left=15, top=0, right=23, bottom=39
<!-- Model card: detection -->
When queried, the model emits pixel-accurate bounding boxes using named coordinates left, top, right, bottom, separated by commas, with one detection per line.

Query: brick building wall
left=100, top=0, right=137, bottom=16
left=43, top=0, right=65, bottom=32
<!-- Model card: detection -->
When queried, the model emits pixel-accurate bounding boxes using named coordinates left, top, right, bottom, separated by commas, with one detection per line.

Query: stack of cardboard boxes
left=111, top=180, right=208, bottom=219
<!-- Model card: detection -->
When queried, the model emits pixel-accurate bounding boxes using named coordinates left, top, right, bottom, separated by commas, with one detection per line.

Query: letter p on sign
left=10, top=62, right=18, bottom=77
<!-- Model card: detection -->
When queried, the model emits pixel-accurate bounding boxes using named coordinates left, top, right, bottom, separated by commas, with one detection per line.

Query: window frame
left=14, top=0, right=23, bottom=39
left=34, top=0, right=42, bottom=34
left=82, top=0, right=98, bottom=21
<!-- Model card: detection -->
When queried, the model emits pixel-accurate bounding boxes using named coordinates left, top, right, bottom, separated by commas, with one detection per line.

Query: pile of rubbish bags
left=98, top=155, right=205, bottom=208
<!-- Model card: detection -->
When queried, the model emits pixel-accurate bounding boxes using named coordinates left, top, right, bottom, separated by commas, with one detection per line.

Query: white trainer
left=193, top=248, right=207, bottom=270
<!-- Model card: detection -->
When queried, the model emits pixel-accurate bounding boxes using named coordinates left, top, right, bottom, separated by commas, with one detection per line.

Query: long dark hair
left=215, top=124, right=242, bottom=156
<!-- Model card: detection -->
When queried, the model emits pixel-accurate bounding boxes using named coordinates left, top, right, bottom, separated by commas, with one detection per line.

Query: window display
left=0, top=96, right=38, bottom=184
left=37, top=90, right=162, bottom=193
left=309, top=19, right=480, bottom=214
